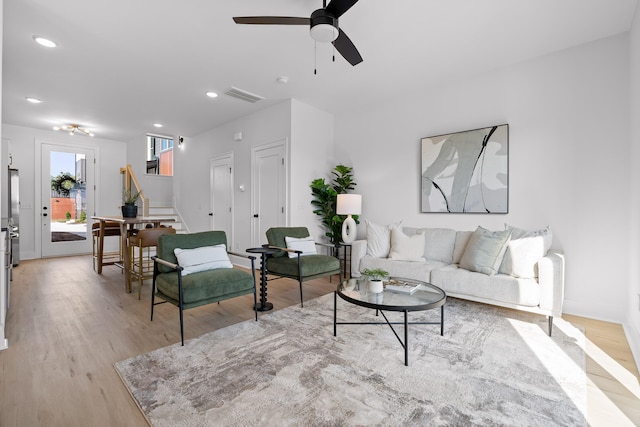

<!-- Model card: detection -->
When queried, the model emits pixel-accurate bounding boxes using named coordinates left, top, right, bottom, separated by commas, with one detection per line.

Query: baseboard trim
left=623, top=318, right=640, bottom=374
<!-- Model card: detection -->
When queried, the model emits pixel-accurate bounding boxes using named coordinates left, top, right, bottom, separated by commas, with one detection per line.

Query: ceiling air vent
left=224, top=87, right=265, bottom=103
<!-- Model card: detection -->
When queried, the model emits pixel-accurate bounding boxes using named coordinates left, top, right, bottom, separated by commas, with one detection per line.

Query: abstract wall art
left=421, top=124, right=508, bottom=213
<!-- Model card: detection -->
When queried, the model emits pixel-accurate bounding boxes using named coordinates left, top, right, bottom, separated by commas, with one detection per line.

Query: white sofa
left=350, top=225, right=565, bottom=335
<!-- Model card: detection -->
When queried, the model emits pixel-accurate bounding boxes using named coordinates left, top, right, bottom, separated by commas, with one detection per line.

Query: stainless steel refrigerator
left=8, top=168, right=19, bottom=267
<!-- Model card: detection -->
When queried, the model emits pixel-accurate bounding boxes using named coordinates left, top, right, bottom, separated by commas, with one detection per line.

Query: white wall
left=1, top=124, right=127, bottom=260
left=627, top=5, right=640, bottom=368
left=290, top=99, right=335, bottom=241
left=174, top=100, right=292, bottom=253
left=174, top=99, right=335, bottom=258
left=335, top=34, right=630, bottom=323
left=126, top=133, right=174, bottom=206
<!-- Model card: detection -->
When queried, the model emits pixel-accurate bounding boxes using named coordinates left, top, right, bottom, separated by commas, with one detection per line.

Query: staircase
left=148, top=204, right=188, bottom=233
left=120, top=165, right=189, bottom=233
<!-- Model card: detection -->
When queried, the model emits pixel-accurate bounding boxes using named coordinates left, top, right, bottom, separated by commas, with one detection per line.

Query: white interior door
left=41, top=143, right=95, bottom=257
left=210, top=154, right=234, bottom=247
left=251, top=140, right=286, bottom=247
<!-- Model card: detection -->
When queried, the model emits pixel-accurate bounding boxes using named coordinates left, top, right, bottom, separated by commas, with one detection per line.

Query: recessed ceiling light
left=153, top=123, right=163, bottom=128
left=26, top=97, right=43, bottom=104
left=205, top=91, right=218, bottom=98
left=33, top=35, right=57, bottom=48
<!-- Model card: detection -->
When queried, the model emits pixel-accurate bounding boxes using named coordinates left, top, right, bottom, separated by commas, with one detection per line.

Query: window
left=146, top=134, right=173, bottom=176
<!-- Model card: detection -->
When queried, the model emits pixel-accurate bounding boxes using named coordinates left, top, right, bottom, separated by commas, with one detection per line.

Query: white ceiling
left=2, top=0, right=637, bottom=142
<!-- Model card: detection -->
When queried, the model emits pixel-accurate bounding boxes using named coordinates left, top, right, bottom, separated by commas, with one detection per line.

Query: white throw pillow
left=284, top=236, right=317, bottom=258
left=388, top=227, right=426, bottom=262
left=174, top=244, right=232, bottom=276
left=499, top=225, right=553, bottom=278
left=459, top=226, right=512, bottom=276
left=366, top=220, right=402, bottom=258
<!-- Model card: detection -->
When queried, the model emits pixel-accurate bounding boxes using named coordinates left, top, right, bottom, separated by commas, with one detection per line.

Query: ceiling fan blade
left=325, top=0, right=359, bottom=18
left=233, top=16, right=310, bottom=25
left=332, top=28, right=363, bottom=66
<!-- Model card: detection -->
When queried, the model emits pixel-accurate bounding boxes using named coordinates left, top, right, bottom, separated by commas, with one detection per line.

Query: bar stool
left=128, top=227, right=176, bottom=299
left=92, top=221, right=122, bottom=271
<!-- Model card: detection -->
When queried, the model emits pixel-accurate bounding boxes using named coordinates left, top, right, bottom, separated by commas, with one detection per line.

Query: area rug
left=115, top=294, right=586, bottom=426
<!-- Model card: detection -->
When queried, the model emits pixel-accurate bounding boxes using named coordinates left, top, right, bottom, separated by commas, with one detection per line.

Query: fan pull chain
left=314, top=41, right=317, bottom=75
left=333, top=43, right=335, bottom=62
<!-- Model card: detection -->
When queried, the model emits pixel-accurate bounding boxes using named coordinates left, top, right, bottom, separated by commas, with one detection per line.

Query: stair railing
left=120, top=164, right=149, bottom=216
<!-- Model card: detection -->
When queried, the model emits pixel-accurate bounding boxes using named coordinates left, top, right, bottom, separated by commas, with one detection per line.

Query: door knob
left=253, top=214, right=259, bottom=218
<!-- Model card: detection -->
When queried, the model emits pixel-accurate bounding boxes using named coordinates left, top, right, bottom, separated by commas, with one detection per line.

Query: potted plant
left=122, top=188, right=141, bottom=218
left=310, top=164, right=359, bottom=245
left=361, top=268, right=388, bottom=293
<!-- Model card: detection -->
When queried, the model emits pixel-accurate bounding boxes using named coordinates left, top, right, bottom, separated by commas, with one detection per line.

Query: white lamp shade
left=336, top=194, right=362, bottom=215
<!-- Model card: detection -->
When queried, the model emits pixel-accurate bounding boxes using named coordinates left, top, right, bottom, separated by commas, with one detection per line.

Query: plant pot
left=121, top=204, right=138, bottom=218
left=369, top=280, right=384, bottom=293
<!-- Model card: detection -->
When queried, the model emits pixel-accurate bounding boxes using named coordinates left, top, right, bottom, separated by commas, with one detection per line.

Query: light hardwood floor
left=0, top=256, right=638, bottom=426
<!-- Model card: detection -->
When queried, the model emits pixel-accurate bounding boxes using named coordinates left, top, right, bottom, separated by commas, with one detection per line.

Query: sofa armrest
left=351, top=240, right=368, bottom=277
left=538, top=249, right=565, bottom=317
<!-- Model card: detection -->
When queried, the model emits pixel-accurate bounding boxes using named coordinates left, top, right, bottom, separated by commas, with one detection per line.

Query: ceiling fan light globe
left=310, top=24, right=338, bottom=42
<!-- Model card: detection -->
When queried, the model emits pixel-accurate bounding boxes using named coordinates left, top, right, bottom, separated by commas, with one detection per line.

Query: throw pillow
left=174, top=244, right=232, bottom=276
left=366, top=220, right=402, bottom=258
left=284, top=236, right=317, bottom=258
left=459, top=226, right=512, bottom=275
left=388, top=227, right=426, bottom=262
left=499, top=225, right=553, bottom=278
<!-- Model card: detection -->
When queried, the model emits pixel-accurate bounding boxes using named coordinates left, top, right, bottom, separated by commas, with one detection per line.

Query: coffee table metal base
left=333, top=291, right=444, bottom=366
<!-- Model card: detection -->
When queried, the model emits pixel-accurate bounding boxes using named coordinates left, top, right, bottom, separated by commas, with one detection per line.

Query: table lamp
left=336, top=194, right=362, bottom=244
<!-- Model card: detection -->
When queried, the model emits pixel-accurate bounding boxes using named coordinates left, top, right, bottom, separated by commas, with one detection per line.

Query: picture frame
left=421, top=124, right=508, bottom=213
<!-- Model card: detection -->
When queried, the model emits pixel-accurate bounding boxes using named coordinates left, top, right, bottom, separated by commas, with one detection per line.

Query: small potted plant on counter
left=122, top=188, right=141, bottom=218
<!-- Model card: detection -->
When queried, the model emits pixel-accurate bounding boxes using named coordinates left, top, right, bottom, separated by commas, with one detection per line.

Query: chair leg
left=548, top=316, right=553, bottom=336
left=178, top=274, right=185, bottom=346
left=179, top=305, right=185, bottom=346
left=299, top=280, right=304, bottom=308
left=253, top=289, right=258, bottom=321
left=137, top=245, right=143, bottom=300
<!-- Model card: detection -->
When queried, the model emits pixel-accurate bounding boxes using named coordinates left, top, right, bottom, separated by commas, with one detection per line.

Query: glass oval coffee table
left=334, top=277, right=446, bottom=366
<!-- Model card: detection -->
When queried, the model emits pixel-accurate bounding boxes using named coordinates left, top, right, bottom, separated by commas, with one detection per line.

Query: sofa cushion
left=499, top=225, right=553, bottom=278
left=285, top=236, right=317, bottom=258
left=174, top=244, right=232, bottom=276
left=359, top=255, right=446, bottom=282
left=389, top=227, right=425, bottom=262
left=459, top=227, right=511, bottom=275
left=404, top=227, right=456, bottom=264
left=453, top=231, right=474, bottom=264
left=431, top=265, right=540, bottom=307
left=365, top=220, right=401, bottom=258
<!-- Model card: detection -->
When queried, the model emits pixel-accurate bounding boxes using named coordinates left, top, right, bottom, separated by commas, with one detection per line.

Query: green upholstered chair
left=151, top=231, right=257, bottom=346
left=265, top=227, right=341, bottom=307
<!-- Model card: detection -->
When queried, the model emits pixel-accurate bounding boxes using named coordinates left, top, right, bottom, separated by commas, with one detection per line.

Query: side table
left=339, top=243, right=352, bottom=279
left=246, top=246, right=281, bottom=311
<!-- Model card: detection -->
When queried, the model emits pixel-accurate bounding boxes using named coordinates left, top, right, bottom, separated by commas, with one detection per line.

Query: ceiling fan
left=233, top=0, right=363, bottom=66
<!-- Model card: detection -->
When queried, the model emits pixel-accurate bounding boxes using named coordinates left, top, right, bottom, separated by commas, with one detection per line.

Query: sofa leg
left=548, top=316, right=553, bottom=337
